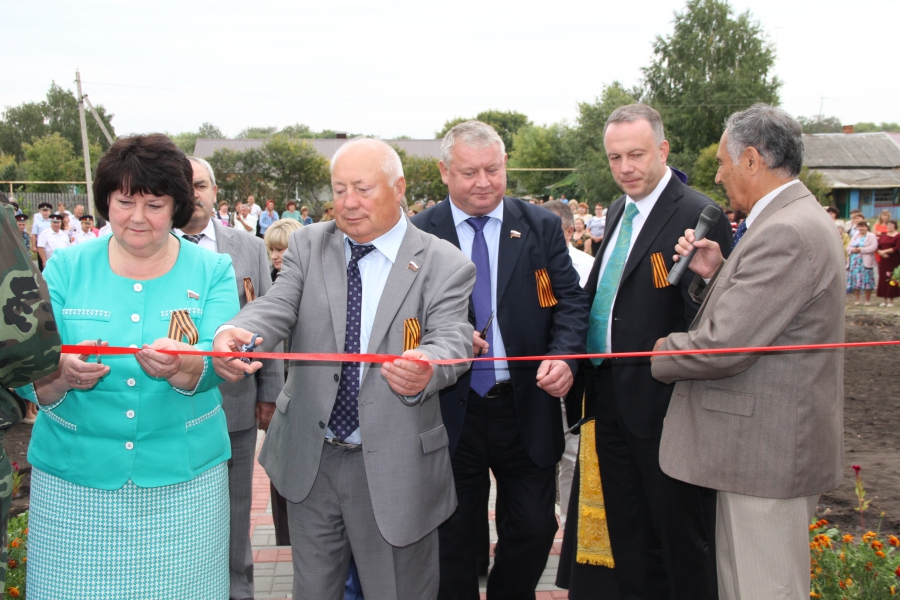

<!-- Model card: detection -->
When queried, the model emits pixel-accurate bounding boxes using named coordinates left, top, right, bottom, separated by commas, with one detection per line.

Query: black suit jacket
left=584, top=173, right=733, bottom=439
left=412, top=197, right=590, bottom=468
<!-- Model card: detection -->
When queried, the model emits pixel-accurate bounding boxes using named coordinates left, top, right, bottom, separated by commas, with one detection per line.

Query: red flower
left=852, top=465, right=861, bottom=476
left=10, top=462, right=18, bottom=472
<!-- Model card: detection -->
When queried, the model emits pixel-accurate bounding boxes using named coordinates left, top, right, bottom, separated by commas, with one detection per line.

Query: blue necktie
left=732, top=220, right=747, bottom=249
left=328, top=242, right=377, bottom=441
left=587, top=203, right=640, bottom=366
left=466, top=216, right=496, bottom=397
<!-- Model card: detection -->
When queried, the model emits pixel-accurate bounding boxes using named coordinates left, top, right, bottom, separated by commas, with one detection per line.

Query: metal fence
left=9, top=193, right=89, bottom=215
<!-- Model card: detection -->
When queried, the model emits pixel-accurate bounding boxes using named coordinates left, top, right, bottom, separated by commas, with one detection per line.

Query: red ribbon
left=61, top=339, right=900, bottom=365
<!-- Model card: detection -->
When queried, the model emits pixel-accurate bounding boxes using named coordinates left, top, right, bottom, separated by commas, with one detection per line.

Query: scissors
left=228, top=333, right=261, bottom=377
left=476, top=312, right=493, bottom=357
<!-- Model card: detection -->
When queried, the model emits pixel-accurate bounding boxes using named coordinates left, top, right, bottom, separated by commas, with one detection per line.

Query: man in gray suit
left=212, top=138, right=476, bottom=600
left=651, top=104, right=845, bottom=600
left=177, top=157, right=284, bottom=600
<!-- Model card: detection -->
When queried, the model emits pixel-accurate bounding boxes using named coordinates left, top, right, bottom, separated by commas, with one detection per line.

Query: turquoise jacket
left=26, top=234, right=240, bottom=490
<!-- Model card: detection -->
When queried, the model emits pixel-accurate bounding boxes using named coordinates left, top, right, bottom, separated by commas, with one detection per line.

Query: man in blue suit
left=411, top=121, right=589, bottom=599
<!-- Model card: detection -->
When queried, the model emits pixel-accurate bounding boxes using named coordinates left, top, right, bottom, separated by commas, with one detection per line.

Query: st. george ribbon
left=666, top=205, right=721, bottom=286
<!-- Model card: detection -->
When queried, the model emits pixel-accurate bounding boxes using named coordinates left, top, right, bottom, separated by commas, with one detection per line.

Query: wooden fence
left=10, top=193, right=89, bottom=215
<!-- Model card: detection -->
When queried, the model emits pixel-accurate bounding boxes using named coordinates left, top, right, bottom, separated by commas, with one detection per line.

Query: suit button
left=459, top=399, right=466, bottom=405
left=318, top=421, right=325, bottom=429
left=333, top=374, right=339, bottom=382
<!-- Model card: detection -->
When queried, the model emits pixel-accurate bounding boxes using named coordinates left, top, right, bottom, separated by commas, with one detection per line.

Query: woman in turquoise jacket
left=25, top=134, right=239, bottom=599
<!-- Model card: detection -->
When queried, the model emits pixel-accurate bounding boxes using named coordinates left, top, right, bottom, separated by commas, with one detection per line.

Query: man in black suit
left=411, top=121, right=589, bottom=600
left=583, top=104, right=732, bottom=599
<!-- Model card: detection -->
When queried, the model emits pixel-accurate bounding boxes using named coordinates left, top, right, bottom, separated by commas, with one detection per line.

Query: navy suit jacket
left=411, top=197, right=590, bottom=468
left=583, top=173, right=733, bottom=439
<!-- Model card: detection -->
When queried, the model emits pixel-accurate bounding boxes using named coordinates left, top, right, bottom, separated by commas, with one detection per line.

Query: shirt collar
left=448, top=197, right=505, bottom=228
left=625, top=167, right=672, bottom=218
left=173, top=218, right=217, bottom=242
left=745, top=179, right=800, bottom=229
left=342, top=210, right=407, bottom=264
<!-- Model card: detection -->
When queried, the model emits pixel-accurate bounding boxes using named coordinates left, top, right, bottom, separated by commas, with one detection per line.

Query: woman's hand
left=62, top=339, right=111, bottom=390
left=135, top=338, right=183, bottom=379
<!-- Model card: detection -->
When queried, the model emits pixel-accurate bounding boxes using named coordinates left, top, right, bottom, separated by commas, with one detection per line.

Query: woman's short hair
left=300, top=206, right=309, bottom=214
left=264, top=218, right=303, bottom=251
left=888, top=220, right=898, bottom=229
left=219, top=201, right=230, bottom=209
left=287, top=200, right=297, bottom=209
left=578, top=202, right=589, bottom=211
left=93, top=134, right=195, bottom=229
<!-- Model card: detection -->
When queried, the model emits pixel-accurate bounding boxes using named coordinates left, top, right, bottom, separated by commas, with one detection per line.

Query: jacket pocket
left=275, top=388, right=291, bottom=413
left=61, top=308, right=111, bottom=322
left=701, top=387, right=755, bottom=416
left=420, top=424, right=449, bottom=454
left=30, top=409, right=77, bottom=473
left=186, top=405, right=224, bottom=470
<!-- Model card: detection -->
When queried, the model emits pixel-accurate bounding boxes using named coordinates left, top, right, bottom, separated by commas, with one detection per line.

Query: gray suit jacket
left=212, top=220, right=284, bottom=432
left=651, top=182, right=845, bottom=498
left=232, top=219, right=476, bottom=547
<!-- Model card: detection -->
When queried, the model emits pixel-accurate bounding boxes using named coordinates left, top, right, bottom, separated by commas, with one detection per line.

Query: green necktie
left=587, top=202, right=640, bottom=365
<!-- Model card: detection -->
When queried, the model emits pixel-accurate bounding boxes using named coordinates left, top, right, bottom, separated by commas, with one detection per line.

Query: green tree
left=208, top=147, right=273, bottom=204
left=691, top=143, right=728, bottom=205
left=798, top=167, right=832, bottom=205
left=853, top=122, right=900, bottom=133
left=568, top=82, right=639, bottom=205
left=170, top=122, right=224, bottom=155
left=44, top=82, right=115, bottom=156
left=22, top=133, right=83, bottom=192
left=642, top=0, right=780, bottom=156
left=237, top=126, right=279, bottom=139
left=395, top=147, right=446, bottom=202
left=0, top=102, right=48, bottom=161
left=435, top=110, right=531, bottom=155
left=0, top=83, right=115, bottom=162
left=508, top=123, right=573, bottom=195
left=798, top=115, right=843, bottom=134
left=261, top=136, right=330, bottom=204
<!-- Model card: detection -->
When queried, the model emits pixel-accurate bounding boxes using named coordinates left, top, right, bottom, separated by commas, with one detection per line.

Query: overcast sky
left=4, top=1, right=897, bottom=140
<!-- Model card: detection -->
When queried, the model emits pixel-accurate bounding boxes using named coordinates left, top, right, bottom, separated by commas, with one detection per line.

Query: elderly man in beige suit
left=651, top=104, right=845, bottom=600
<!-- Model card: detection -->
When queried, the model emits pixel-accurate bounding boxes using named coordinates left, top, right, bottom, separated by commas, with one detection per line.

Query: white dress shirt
left=174, top=219, right=218, bottom=252
left=448, top=199, right=510, bottom=382
left=597, top=167, right=673, bottom=352
left=745, top=179, right=800, bottom=230
left=37, top=228, right=71, bottom=260
left=73, top=229, right=98, bottom=245
left=568, top=245, right=594, bottom=288
left=327, top=214, right=409, bottom=444
left=233, top=213, right=258, bottom=234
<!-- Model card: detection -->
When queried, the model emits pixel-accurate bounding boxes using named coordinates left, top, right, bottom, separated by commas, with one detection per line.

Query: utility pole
left=75, top=69, right=95, bottom=216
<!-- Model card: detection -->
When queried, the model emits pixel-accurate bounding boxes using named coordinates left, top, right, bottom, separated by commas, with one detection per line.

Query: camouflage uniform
left=0, top=194, right=61, bottom=596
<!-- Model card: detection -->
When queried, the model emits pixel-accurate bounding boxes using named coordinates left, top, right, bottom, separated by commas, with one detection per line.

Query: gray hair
left=440, top=120, right=506, bottom=166
left=604, top=104, right=665, bottom=145
left=187, top=156, right=217, bottom=187
left=724, top=104, right=803, bottom=178
left=330, top=137, right=404, bottom=185
left=543, top=200, right=574, bottom=231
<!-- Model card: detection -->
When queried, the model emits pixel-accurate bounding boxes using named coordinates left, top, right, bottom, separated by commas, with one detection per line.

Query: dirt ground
left=3, top=297, right=899, bottom=531
left=818, top=299, right=900, bottom=537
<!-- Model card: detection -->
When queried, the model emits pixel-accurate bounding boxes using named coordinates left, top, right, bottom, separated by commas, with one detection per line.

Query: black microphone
left=667, top=205, right=722, bottom=286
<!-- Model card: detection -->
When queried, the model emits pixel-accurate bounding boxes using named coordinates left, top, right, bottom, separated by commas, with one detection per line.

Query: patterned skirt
left=847, top=254, right=875, bottom=291
left=27, top=462, right=229, bottom=600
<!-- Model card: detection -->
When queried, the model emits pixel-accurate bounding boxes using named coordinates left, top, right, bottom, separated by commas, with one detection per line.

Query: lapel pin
left=187, top=290, right=200, bottom=300
left=511, top=230, right=521, bottom=238
left=408, top=261, right=420, bottom=272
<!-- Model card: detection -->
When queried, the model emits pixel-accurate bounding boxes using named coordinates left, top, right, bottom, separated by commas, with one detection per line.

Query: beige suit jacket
left=651, top=182, right=845, bottom=498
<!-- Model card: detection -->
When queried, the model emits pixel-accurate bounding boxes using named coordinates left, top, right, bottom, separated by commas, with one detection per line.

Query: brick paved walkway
left=249, top=433, right=569, bottom=599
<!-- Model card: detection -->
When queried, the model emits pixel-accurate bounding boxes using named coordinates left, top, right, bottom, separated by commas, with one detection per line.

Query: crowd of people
left=0, top=102, right=870, bottom=600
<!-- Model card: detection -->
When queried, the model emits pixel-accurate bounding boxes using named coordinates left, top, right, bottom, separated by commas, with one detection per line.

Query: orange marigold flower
left=864, top=531, right=878, bottom=542
left=877, top=551, right=887, bottom=559
left=890, top=535, right=900, bottom=548
left=9, top=538, right=20, bottom=548
left=809, top=523, right=818, bottom=531
left=6, top=559, right=15, bottom=569
left=866, top=561, right=874, bottom=571
left=811, top=592, right=821, bottom=599
left=895, top=565, right=900, bottom=577
left=22, top=528, right=27, bottom=535
left=845, top=577, right=854, bottom=587
left=843, top=534, right=854, bottom=544
left=7, top=587, right=19, bottom=598
left=890, top=584, right=896, bottom=594
left=873, top=540, right=885, bottom=550
left=840, top=552, right=846, bottom=562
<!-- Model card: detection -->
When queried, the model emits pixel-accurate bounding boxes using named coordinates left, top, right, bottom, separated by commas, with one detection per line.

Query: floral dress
left=847, top=235, right=875, bottom=291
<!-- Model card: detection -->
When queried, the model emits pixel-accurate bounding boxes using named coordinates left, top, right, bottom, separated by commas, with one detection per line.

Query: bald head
left=331, top=137, right=404, bottom=186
